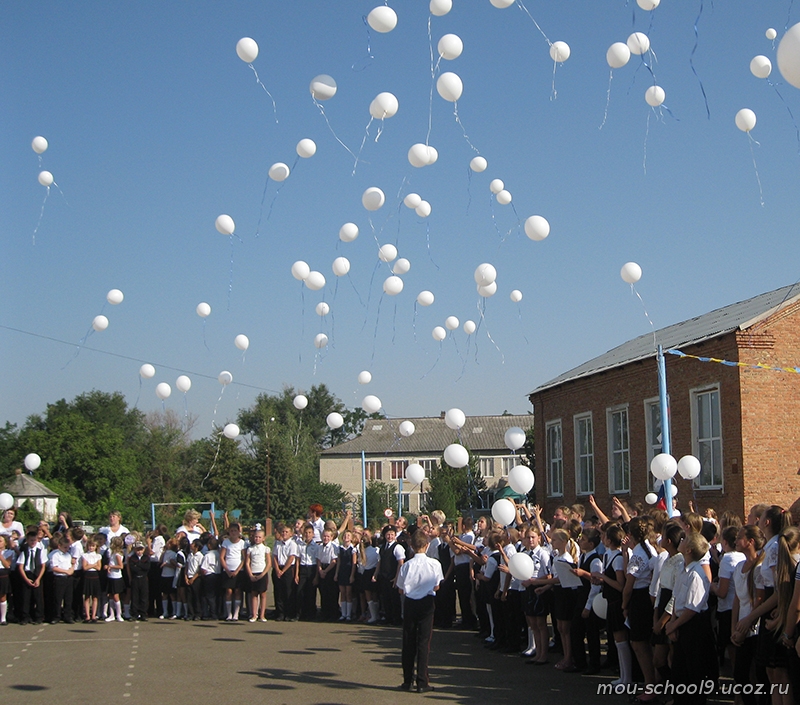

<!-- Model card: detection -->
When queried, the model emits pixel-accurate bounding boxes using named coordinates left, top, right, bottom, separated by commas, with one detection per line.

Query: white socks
left=486, top=606, right=495, bottom=639
left=225, top=601, right=232, bottom=619
left=232, top=600, right=240, bottom=620
left=123, top=603, right=131, bottom=619
left=527, top=627, right=535, bottom=652
left=0, top=601, right=7, bottom=623
left=368, top=601, right=379, bottom=623
left=616, top=640, right=633, bottom=684
left=115, top=601, right=123, bottom=620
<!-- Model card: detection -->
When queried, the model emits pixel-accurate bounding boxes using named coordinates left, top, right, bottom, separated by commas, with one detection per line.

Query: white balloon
left=627, top=31, right=651, bottom=55
left=767, top=27, right=778, bottom=40
left=607, top=42, right=631, bottom=69
left=592, top=594, right=608, bottom=619
left=677, top=455, right=702, bottom=480
left=196, top=302, right=211, bottom=318
left=358, top=370, right=372, bottom=385
left=432, top=326, right=447, bottom=341
left=176, top=375, right=191, bottom=393
left=415, top=200, right=432, bottom=218
left=735, top=108, right=757, bottom=133
left=362, top=187, right=385, bottom=211
left=236, top=37, right=258, bottom=63
left=234, top=334, right=249, bottom=351
left=445, top=316, right=459, bottom=331
left=510, top=289, right=523, bottom=303
left=504, top=427, right=526, bottom=451
left=38, top=171, right=53, bottom=187
left=218, top=370, right=233, bottom=385
left=408, top=143, right=431, bottom=168
left=444, top=443, right=469, bottom=468
left=305, top=271, right=326, bottom=291
left=778, top=23, right=800, bottom=89
left=24, top=453, right=41, bottom=471
left=291, top=261, right=311, bottom=281
left=339, top=222, right=359, bottom=242
left=463, top=320, right=476, bottom=334
left=429, top=0, right=452, bottom=16
left=650, top=453, right=678, bottom=481
left=417, top=290, right=435, bottom=306
left=490, top=0, right=515, bottom=7
left=508, top=464, right=535, bottom=494
left=645, top=492, right=658, bottom=505
left=31, top=136, right=48, bottom=154
left=223, top=423, right=240, bottom=439
left=489, top=178, right=505, bottom=194
left=315, top=302, right=330, bottom=316
left=445, top=408, right=466, bottom=430
left=425, top=146, right=439, bottom=165
left=470, top=156, right=488, bottom=172
left=645, top=85, right=666, bottom=107
left=332, top=256, right=351, bottom=276
left=362, top=395, right=382, bottom=414
left=326, top=412, right=344, bottom=430
left=139, top=364, right=155, bottom=379
left=496, top=189, right=512, bottom=205
left=367, top=5, right=398, bottom=33
left=369, top=92, right=399, bottom=119
left=399, top=420, right=415, bottom=437
left=524, top=215, right=550, bottom=241
left=92, top=315, right=109, bottom=332
left=491, top=498, right=516, bottom=526
left=438, top=33, right=463, bottom=60
left=310, top=74, right=337, bottom=100
left=750, top=55, right=772, bottom=79
left=474, top=263, right=497, bottom=286
left=406, top=463, right=425, bottom=485
left=106, top=289, right=124, bottom=305
left=294, top=394, right=309, bottom=410
left=378, top=244, right=398, bottom=262
left=383, top=275, right=404, bottom=296
left=0, top=493, right=13, bottom=511
left=477, top=282, right=497, bottom=297
left=392, top=258, right=411, bottom=275
left=314, top=333, right=329, bottom=349
left=403, top=193, right=422, bottom=209
left=436, top=72, right=463, bottom=102
left=508, top=552, right=534, bottom=581
left=636, top=0, right=660, bottom=10
left=620, top=262, right=642, bottom=284
left=155, top=382, right=171, bottom=400
left=296, top=138, right=317, bottom=158
left=549, top=41, right=571, bottom=63
left=215, top=214, right=235, bottom=236
left=268, top=162, right=290, bottom=182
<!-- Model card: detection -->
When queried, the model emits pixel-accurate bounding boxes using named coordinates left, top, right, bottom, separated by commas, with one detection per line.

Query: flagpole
left=657, top=345, right=673, bottom=514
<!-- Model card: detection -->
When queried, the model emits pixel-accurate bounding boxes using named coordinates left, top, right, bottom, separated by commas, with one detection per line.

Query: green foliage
left=354, top=480, right=399, bottom=527
left=14, top=500, right=43, bottom=527
left=423, top=443, right=487, bottom=519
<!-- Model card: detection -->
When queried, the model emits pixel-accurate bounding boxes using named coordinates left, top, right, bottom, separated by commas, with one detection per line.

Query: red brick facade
left=530, top=300, right=800, bottom=521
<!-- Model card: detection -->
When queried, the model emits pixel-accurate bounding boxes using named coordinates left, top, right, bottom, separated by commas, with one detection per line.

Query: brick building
left=529, top=284, right=800, bottom=521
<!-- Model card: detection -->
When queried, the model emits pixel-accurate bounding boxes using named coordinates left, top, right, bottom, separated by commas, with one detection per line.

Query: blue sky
left=3, top=1, right=800, bottom=437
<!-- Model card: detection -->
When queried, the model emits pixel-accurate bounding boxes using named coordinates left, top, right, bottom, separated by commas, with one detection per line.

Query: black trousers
left=571, top=592, right=602, bottom=669
left=296, top=565, right=316, bottom=620
left=21, top=572, right=44, bottom=622
left=202, top=573, right=220, bottom=618
left=319, top=568, right=338, bottom=620
left=454, top=564, right=476, bottom=628
left=434, top=573, right=455, bottom=627
left=186, top=578, right=203, bottom=618
left=53, top=576, right=73, bottom=620
left=272, top=566, right=296, bottom=619
left=130, top=576, right=148, bottom=619
left=379, top=574, right=401, bottom=625
left=402, top=595, right=436, bottom=687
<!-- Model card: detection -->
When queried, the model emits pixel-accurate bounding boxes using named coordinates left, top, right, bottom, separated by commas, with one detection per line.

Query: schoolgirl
left=95, top=533, right=109, bottom=620
left=433, top=523, right=456, bottom=629
left=570, top=527, right=604, bottom=673
left=710, top=526, right=745, bottom=666
left=499, top=528, right=527, bottom=654
left=358, top=530, right=380, bottom=624
left=81, top=537, right=102, bottom=622
left=67, top=526, right=85, bottom=619
left=199, top=536, right=222, bottom=620
left=652, top=522, right=685, bottom=684
left=336, top=530, right=358, bottom=621
left=159, top=537, right=178, bottom=619
left=184, top=539, right=204, bottom=620
left=172, top=536, right=190, bottom=620
left=522, top=525, right=552, bottom=664
left=104, top=536, right=126, bottom=621
left=546, top=528, right=580, bottom=671
left=316, top=529, right=339, bottom=621
left=220, top=523, right=246, bottom=621
left=148, top=525, right=167, bottom=617
left=0, top=534, right=14, bottom=625
left=245, top=529, right=270, bottom=622
left=452, top=516, right=477, bottom=630
left=271, top=523, right=299, bottom=621
left=474, top=531, right=505, bottom=647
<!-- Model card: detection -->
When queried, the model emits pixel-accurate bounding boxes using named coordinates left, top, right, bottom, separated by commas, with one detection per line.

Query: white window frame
left=391, top=459, right=409, bottom=481
left=499, top=456, right=515, bottom=476
left=365, top=460, right=382, bottom=481
left=546, top=420, right=564, bottom=497
left=690, top=384, right=724, bottom=490
left=420, top=459, right=436, bottom=478
left=607, top=405, right=630, bottom=494
left=643, top=397, right=662, bottom=491
left=574, top=412, right=595, bottom=496
left=479, top=457, right=495, bottom=478
left=399, top=492, right=411, bottom=513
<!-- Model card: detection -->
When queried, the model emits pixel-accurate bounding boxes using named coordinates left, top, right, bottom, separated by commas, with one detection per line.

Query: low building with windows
left=319, top=414, right=532, bottom=515
left=529, top=284, right=800, bottom=520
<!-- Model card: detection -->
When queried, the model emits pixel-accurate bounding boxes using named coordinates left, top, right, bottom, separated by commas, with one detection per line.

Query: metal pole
left=361, top=451, right=367, bottom=527
left=151, top=503, right=156, bottom=532
left=656, top=345, right=674, bottom=514
left=398, top=475, right=403, bottom=518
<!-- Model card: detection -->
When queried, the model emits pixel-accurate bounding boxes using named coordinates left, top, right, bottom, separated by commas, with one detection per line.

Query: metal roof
left=531, top=283, right=800, bottom=395
left=321, top=414, right=532, bottom=456
left=3, top=472, right=59, bottom=498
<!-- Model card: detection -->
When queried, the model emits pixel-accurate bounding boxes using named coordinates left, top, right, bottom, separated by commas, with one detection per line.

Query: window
left=420, top=459, right=436, bottom=478
left=574, top=413, right=595, bottom=495
left=479, top=457, right=495, bottom=478
left=546, top=421, right=563, bottom=497
left=644, top=398, right=662, bottom=490
left=693, top=387, right=723, bottom=488
left=365, top=460, right=381, bottom=481
left=608, top=407, right=630, bottom=493
left=399, top=493, right=410, bottom=513
left=391, top=460, right=408, bottom=480
left=499, top=456, right=515, bottom=476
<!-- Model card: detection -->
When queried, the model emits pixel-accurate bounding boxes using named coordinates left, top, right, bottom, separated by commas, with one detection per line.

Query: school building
left=319, top=413, right=532, bottom=515
left=528, top=283, right=800, bottom=522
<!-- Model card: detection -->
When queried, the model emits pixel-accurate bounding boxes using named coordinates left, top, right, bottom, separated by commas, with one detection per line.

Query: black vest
left=379, top=542, right=399, bottom=579
left=602, top=549, right=622, bottom=602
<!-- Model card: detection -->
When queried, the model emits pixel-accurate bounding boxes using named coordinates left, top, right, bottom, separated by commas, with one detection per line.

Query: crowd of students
left=3, top=497, right=800, bottom=703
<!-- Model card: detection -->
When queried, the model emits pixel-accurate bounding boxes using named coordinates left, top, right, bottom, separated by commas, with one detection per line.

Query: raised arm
left=587, top=495, right=610, bottom=525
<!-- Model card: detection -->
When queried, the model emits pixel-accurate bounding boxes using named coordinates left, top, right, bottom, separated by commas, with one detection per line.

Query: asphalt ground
left=0, top=618, right=738, bottom=705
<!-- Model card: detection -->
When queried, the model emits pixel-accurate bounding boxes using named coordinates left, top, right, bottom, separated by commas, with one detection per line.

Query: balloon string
left=351, top=15, right=374, bottom=71
left=516, top=303, right=529, bottom=345
left=312, top=97, right=359, bottom=162
left=466, top=167, right=473, bottom=215
left=476, top=298, right=504, bottom=364
left=412, top=301, right=418, bottom=343
left=255, top=175, right=271, bottom=238
left=267, top=177, right=290, bottom=221
left=689, top=0, right=710, bottom=119
left=370, top=294, right=384, bottom=367
left=424, top=221, right=440, bottom=270
left=202, top=318, right=210, bottom=352
left=489, top=194, right=502, bottom=240
left=456, top=334, right=471, bottom=381
left=202, top=428, right=224, bottom=486
left=299, top=284, right=305, bottom=364
left=33, top=187, right=50, bottom=245
left=767, top=80, right=800, bottom=154
left=426, top=16, right=435, bottom=146
left=786, top=0, right=795, bottom=31
left=514, top=0, right=551, bottom=46
left=53, top=181, right=69, bottom=206
left=347, top=272, right=364, bottom=306
left=451, top=331, right=466, bottom=369
left=507, top=202, right=523, bottom=240
left=212, top=387, right=226, bottom=429
left=353, top=116, right=374, bottom=175
left=375, top=117, right=385, bottom=143
left=747, top=132, right=765, bottom=207
left=421, top=342, right=443, bottom=379
left=631, top=284, right=657, bottom=352
left=453, top=102, right=480, bottom=153
left=247, top=64, right=278, bottom=124
left=391, top=300, right=397, bottom=345
left=643, top=109, right=651, bottom=175
left=62, top=325, right=95, bottom=369
left=361, top=261, right=380, bottom=332
left=600, top=69, right=614, bottom=130
left=134, top=376, right=143, bottom=409
left=227, top=235, right=235, bottom=311
left=550, top=60, right=559, bottom=101
left=183, top=393, right=189, bottom=421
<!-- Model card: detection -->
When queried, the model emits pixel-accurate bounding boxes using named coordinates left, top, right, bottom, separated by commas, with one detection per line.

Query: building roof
left=321, top=414, right=532, bottom=457
left=531, top=283, right=800, bottom=395
left=3, top=471, right=59, bottom=498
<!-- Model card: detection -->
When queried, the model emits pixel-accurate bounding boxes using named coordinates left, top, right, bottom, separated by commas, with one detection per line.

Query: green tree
left=423, top=443, right=487, bottom=519
left=354, top=480, right=399, bottom=527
